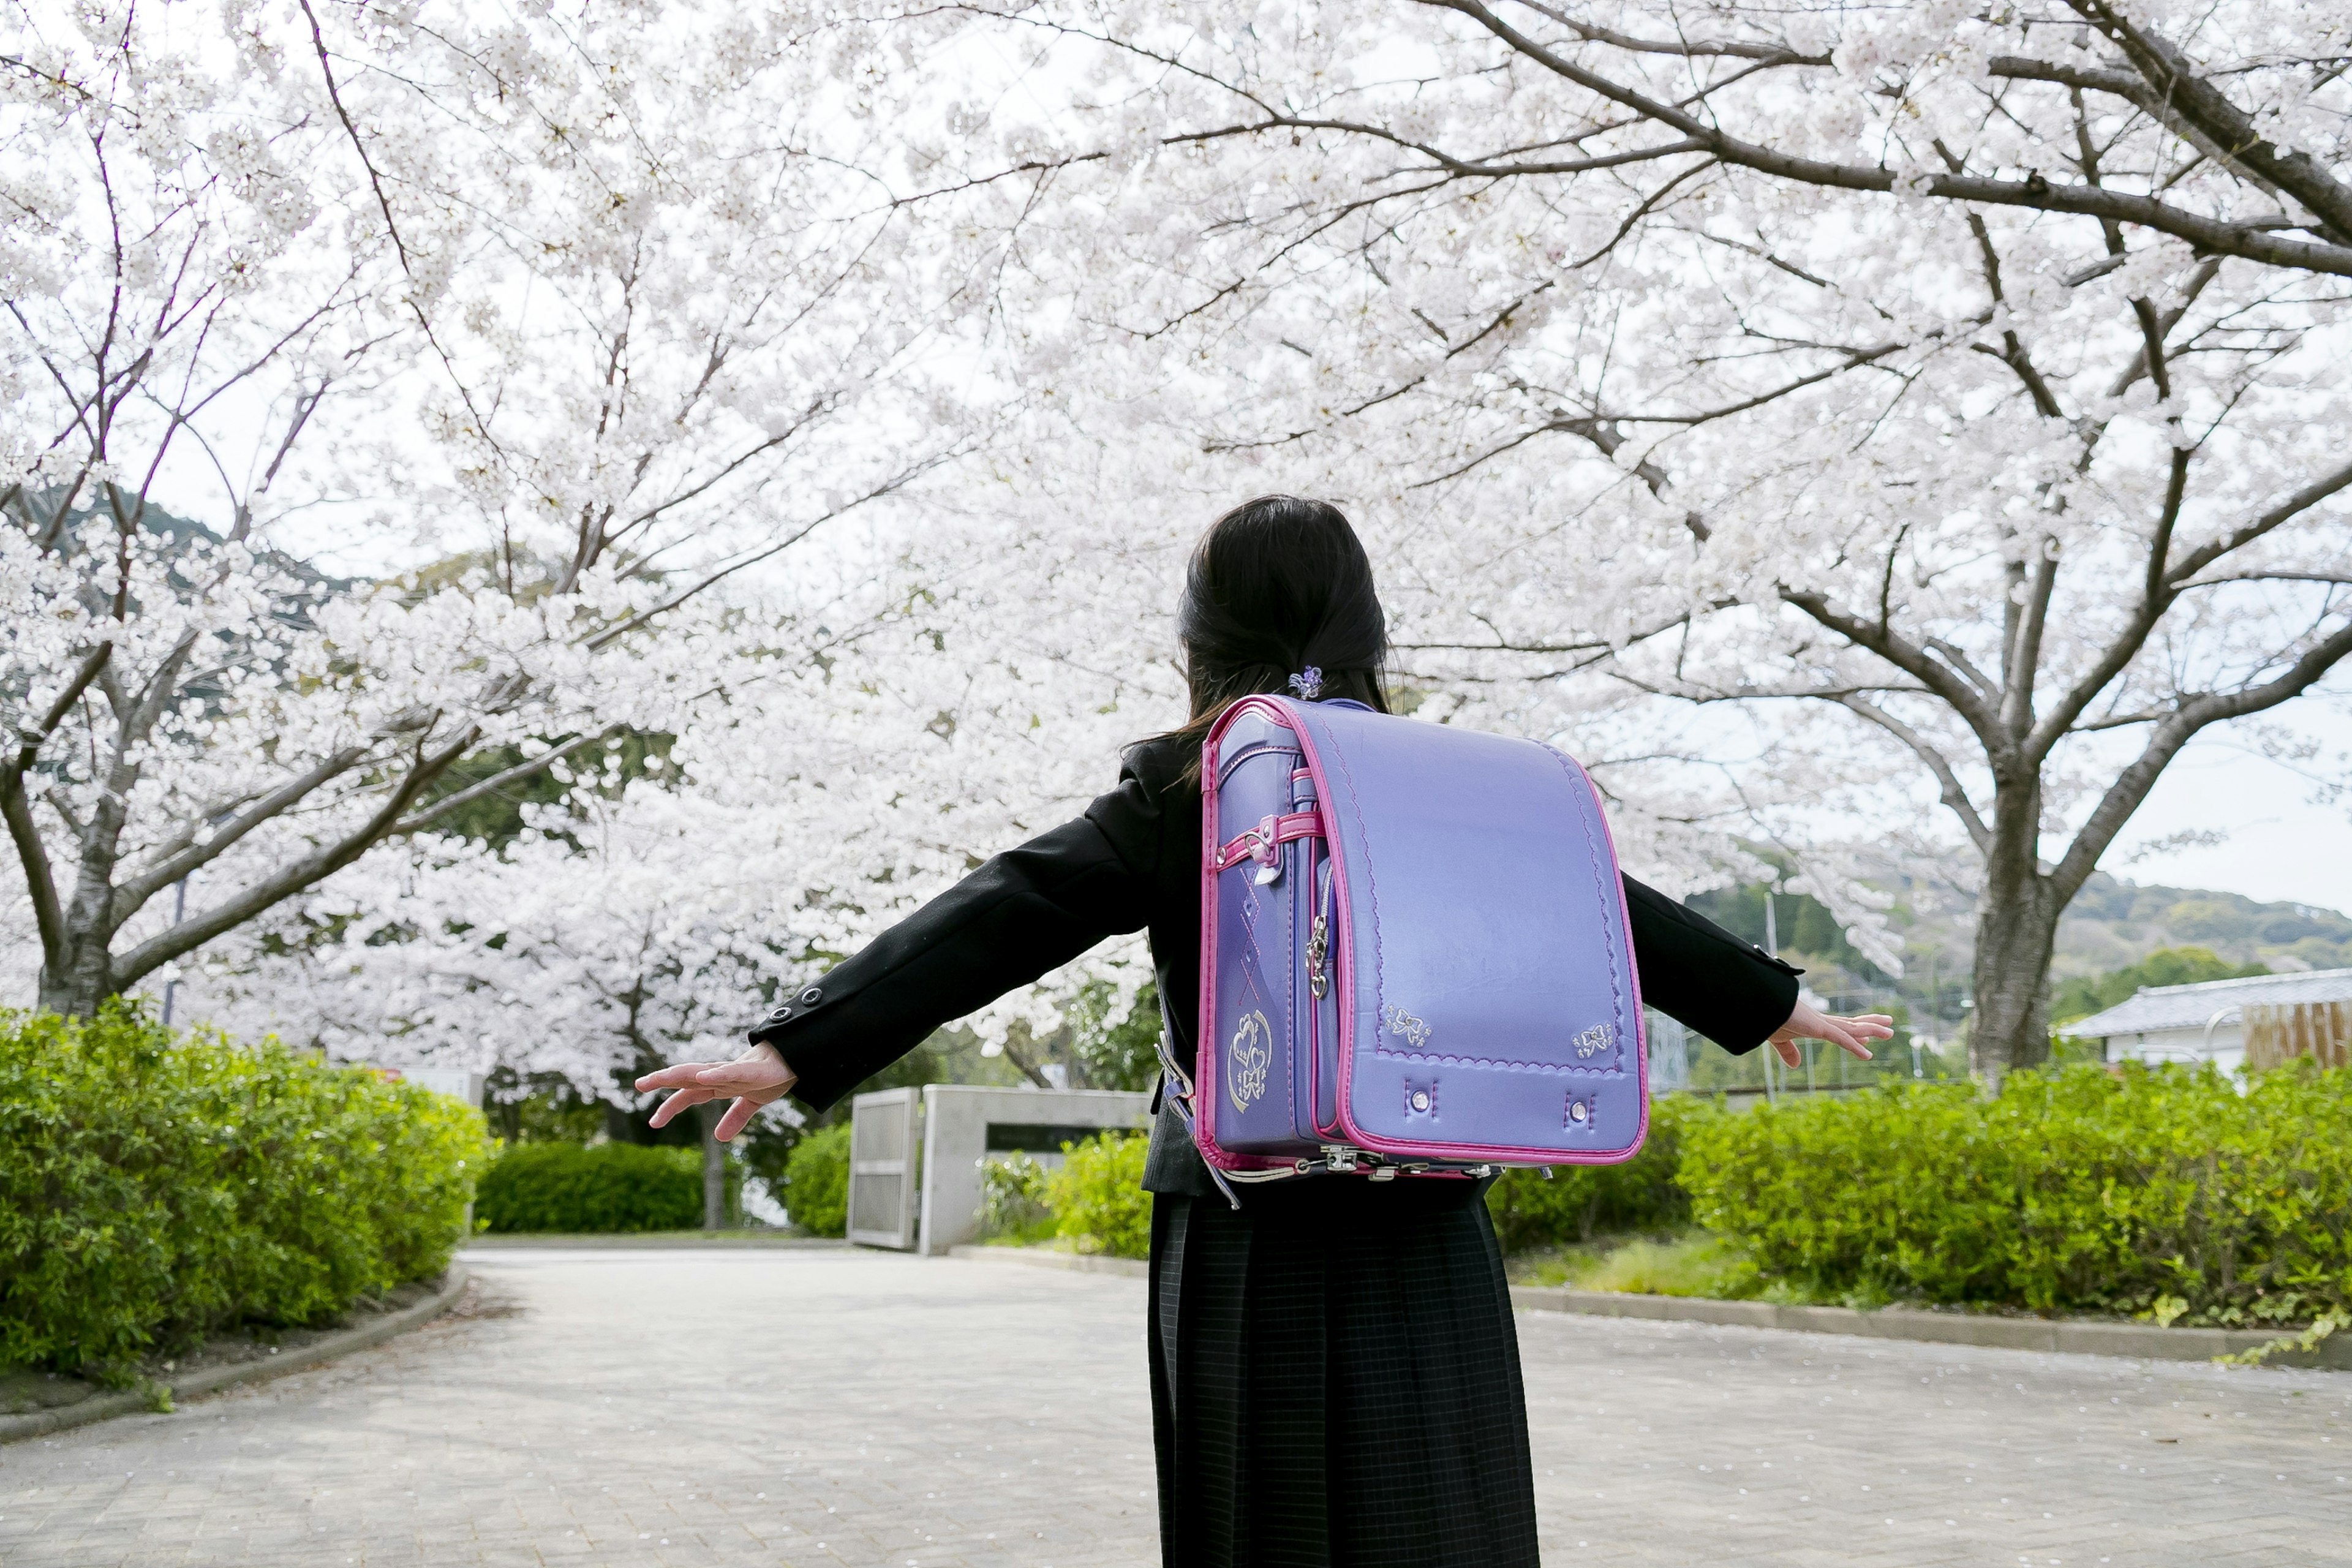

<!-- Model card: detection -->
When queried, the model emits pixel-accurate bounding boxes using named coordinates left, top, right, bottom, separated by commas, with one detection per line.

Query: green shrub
left=1047, top=1132, right=1152, bottom=1259
left=0, top=1005, right=488, bottom=1387
left=784, top=1121, right=850, bottom=1237
left=473, top=1141, right=726, bottom=1234
left=1680, top=1063, right=2352, bottom=1325
left=1485, top=1093, right=1711, bottom=1251
left=979, top=1152, right=1056, bottom=1244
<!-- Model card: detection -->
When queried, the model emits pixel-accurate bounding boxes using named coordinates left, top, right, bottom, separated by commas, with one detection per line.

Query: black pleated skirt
left=1146, top=1175, right=1540, bottom=1568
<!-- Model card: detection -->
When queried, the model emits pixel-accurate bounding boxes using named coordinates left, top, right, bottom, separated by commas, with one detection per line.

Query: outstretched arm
left=638, top=766, right=1166, bottom=1137
left=1620, top=875, right=1889, bottom=1061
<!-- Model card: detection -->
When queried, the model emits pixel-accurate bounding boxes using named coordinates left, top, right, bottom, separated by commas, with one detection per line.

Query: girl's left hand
left=1766, top=1001, right=1894, bottom=1067
left=633, top=1044, right=796, bottom=1141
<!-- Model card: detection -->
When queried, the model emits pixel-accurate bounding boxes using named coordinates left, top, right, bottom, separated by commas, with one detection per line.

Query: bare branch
left=2164, top=456, right=2352, bottom=586
left=2049, top=616, right=2352, bottom=900
left=1836, top=694, right=1993, bottom=854
left=1780, top=588, right=2007, bottom=749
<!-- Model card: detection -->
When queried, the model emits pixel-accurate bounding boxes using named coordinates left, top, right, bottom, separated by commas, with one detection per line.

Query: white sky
left=2107, top=703, right=2352, bottom=911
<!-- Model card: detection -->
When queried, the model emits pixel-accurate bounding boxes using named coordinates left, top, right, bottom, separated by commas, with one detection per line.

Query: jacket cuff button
left=799, top=987, right=823, bottom=1006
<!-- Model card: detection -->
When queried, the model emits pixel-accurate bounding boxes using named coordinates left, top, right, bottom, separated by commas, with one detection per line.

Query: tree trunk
left=699, top=1103, right=729, bottom=1231
left=1968, top=854, right=2062, bottom=1083
left=37, top=937, right=115, bottom=1019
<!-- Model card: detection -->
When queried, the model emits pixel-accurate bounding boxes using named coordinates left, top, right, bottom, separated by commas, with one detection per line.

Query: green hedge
left=473, top=1141, right=733, bottom=1234
left=1484, top=1092, right=1707, bottom=1251
left=0, top=1005, right=488, bottom=1387
left=1681, top=1064, right=2352, bottom=1326
left=783, top=1121, right=850, bottom=1237
left=1049, top=1132, right=1152, bottom=1259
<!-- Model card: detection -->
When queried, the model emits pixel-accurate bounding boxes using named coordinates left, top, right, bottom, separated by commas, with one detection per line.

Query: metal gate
left=846, top=1087, right=921, bottom=1250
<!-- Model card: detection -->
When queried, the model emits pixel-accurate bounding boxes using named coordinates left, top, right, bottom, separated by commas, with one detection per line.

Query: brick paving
left=1, top=1248, right=2346, bottom=1566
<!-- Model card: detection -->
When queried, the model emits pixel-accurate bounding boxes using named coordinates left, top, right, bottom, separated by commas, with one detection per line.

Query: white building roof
left=2067, top=967, right=2352, bottom=1038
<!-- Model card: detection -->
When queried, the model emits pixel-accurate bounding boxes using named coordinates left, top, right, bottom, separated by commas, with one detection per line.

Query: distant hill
left=1687, top=872, right=2352, bottom=1050
left=2051, top=875, right=2352, bottom=975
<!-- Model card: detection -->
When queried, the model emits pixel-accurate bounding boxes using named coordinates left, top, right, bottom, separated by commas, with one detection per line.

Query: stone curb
left=0, top=1265, right=471, bottom=1447
left=947, top=1246, right=2349, bottom=1370
left=1509, top=1286, right=2352, bottom=1370
left=948, top=1244, right=1149, bottom=1279
left=464, top=1233, right=850, bottom=1251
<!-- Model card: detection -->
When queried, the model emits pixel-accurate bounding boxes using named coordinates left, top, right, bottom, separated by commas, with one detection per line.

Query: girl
left=640, top=496, right=1891, bottom=1568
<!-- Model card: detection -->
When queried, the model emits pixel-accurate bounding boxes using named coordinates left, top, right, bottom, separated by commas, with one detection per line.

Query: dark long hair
left=1159, top=496, right=1391, bottom=778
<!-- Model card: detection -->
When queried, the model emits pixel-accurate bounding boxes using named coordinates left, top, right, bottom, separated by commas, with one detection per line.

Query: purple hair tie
left=1287, top=666, right=1324, bottom=701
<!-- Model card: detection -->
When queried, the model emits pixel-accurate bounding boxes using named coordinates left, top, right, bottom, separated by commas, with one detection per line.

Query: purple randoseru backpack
left=1156, top=695, right=1647, bottom=1202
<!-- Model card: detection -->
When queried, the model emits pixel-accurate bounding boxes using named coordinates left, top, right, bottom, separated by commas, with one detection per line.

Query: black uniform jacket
left=752, top=736, right=1802, bottom=1196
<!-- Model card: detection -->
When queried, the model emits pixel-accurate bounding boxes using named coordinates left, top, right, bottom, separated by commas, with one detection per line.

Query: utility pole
left=159, top=875, right=189, bottom=1027
left=1763, top=890, right=1779, bottom=1105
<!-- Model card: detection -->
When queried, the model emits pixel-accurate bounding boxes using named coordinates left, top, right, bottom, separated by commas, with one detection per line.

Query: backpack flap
left=1277, top=697, right=1648, bottom=1166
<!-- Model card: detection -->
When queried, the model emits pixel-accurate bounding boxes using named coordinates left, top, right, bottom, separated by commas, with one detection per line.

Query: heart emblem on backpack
left=1227, top=1009, right=1273, bottom=1112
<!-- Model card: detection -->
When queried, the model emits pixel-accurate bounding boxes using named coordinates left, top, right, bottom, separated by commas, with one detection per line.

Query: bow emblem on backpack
left=1383, top=1005, right=1433, bottom=1049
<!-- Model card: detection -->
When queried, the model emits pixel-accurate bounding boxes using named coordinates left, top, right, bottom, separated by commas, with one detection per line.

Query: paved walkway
left=2, top=1249, right=2348, bottom=1566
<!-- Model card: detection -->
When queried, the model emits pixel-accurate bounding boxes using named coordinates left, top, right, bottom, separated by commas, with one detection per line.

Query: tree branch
left=112, top=728, right=476, bottom=990
left=1778, top=589, right=2007, bottom=748
left=1836, top=694, right=1993, bottom=855
left=1516, top=4, right=1831, bottom=64
left=113, top=744, right=377, bottom=913
left=388, top=726, right=620, bottom=837
left=2163, top=456, right=2352, bottom=587
left=2048, top=616, right=2352, bottom=900
left=0, top=643, right=113, bottom=969
left=2046, top=5, right=2352, bottom=242
left=1419, top=0, right=2352, bottom=276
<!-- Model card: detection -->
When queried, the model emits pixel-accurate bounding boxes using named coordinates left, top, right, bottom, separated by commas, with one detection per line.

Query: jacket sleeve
left=1621, top=875, right=1803, bottom=1055
left=748, top=769, right=1164, bottom=1112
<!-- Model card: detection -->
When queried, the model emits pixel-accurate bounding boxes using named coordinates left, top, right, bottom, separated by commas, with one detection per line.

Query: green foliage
left=783, top=1121, right=850, bottom=1237
left=1683, top=883, right=1886, bottom=981
left=480, top=1068, right=608, bottom=1145
left=729, top=1106, right=806, bottom=1198
left=1047, top=1133, right=1153, bottom=1259
left=414, top=730, right=677, bottom=850
left=1518, top=1232, right=1762, bottom=1299
left=2051, top=945, right=2270, bottom=1023
left=978, top=1153, right=1057, bottom=1245
left=1484, top=1093, right=1710, bottom=1251
left=1066, top=979, right=1164, bottom=1091
left=473, top=1142, right=729, bottom=1234
left=1679, top=1064, right=2352, bottom=1325
left=0, top=1005, right=487, bottom=1387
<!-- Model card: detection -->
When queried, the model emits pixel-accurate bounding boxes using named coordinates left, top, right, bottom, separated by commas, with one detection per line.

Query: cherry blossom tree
left=188, top=536, right=1170, bottom=1221
left=1, top=0, right=966, bottom=1016
left=907, top=0, right=2352, bottom=1076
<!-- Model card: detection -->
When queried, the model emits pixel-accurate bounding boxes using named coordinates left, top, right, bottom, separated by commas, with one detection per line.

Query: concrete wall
left=916, top=1086, right=1150, bottom=1256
